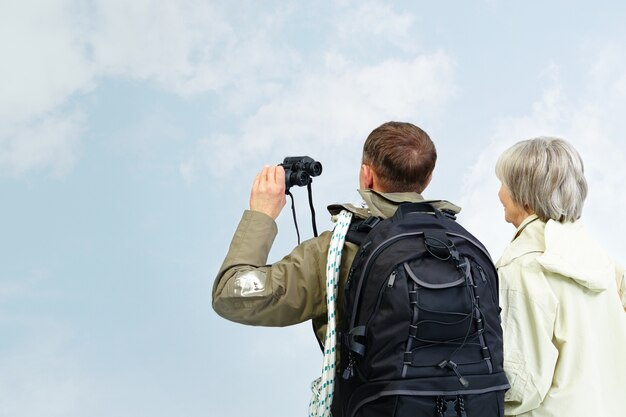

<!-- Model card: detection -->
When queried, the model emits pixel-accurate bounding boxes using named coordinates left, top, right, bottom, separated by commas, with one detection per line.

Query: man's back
left=212, top=121, right=495, bottom=416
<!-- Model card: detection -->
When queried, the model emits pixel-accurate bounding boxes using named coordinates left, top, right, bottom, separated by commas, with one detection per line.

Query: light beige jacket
left=497, top=215, right=626, bottom=417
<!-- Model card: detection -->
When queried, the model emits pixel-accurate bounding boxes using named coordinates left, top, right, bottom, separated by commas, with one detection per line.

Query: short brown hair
left=362, top=121, right=437, bottom=193
left=495, top=137, right=587, bottom=223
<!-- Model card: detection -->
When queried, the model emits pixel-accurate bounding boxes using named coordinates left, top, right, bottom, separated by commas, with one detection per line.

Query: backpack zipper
left=474, top=260, right=498, bottom=305
left=346, top=241, right=371, bottom=292
left=476, top=264, right=487, bottom=283
left=387, top=270, right=397, bottom=287
left=366, top=269, right=399, bottom=329
left=342, top=354, right=356, bottom=380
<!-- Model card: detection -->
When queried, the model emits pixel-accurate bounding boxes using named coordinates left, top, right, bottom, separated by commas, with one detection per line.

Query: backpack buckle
left=436, top=396, right=467, bottom=417
left=441, top=209, right=457, bottom=220
left=347, top=325, right=366, bottom=356
left=357, top=216, right=381, bottom=232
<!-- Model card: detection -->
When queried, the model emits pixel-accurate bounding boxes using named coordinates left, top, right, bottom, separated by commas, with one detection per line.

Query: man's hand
left=250, top=165, right=287, bottom=220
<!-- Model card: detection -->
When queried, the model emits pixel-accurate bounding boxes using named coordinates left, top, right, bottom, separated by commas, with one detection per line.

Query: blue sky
left=1, top=1, right=626, bottom=416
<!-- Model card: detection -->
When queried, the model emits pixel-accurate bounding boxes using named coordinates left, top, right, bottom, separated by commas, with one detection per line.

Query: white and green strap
left=308, top=209, right=353, bottom=417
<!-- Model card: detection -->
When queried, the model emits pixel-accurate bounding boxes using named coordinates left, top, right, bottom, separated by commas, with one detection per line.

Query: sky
left=1, top=1, right=626, bottom=416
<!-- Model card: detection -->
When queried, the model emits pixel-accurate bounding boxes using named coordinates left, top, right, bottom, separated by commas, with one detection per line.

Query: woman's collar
left=512, top=214, right=540, bottom=241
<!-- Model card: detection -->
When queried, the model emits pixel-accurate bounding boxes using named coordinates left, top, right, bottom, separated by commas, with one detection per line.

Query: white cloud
left=0, top=1, right=452, bottom=180
left=183, top=51, right=456, bottom=182
left=335, top=0, right=416, bottom=52
left=0, top=0, right=90, bottom=177
left=0, top=111, right=83, bottom=177
left=86, top=1, right=230, bottom=93
left=86, top=1, right=300, bottom=98
left=0, top=1, right=300, bottom=177
left=0, top=0, right=94, bottom=125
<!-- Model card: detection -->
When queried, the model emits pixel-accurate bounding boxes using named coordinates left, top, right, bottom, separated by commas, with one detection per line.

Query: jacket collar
left=496, top=214, right=544, bottom=268
left=512, top=214, right=541, bottom=240
left=327, top=189, right=461, bottom=219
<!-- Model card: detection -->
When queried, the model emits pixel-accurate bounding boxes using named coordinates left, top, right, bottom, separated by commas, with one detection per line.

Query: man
left=212, top=121, right=460, bottom=414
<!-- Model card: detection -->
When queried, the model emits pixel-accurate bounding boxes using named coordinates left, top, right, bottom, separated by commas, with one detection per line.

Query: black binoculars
left=280, top=156, right=323, bottom=192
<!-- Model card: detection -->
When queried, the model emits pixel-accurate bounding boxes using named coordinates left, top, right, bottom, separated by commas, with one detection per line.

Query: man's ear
left=360, top=164, right=375, bottom=189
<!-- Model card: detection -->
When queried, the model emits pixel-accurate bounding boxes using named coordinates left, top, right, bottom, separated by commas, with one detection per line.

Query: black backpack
left=338, top=202, right=509, bottom=417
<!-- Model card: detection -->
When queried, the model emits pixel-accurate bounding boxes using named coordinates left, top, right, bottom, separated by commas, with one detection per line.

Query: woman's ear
left=523, top=203, right=534, bottom=215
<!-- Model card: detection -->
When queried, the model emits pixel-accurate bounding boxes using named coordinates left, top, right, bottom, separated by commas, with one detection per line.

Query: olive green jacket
left=213, top=189, right=460, bottom=344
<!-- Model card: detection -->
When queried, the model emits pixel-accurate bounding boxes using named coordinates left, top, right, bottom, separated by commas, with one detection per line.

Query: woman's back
left=497, top=216, right=626, bottom=417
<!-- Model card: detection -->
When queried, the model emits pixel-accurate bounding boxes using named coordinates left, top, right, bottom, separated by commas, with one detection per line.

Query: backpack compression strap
left=345, top=202, right=458, bottom=246
left=309, top=209, right=353, bottom=417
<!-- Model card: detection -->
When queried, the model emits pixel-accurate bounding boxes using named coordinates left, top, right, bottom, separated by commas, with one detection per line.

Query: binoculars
left=280, top=156, right=323, bottom=192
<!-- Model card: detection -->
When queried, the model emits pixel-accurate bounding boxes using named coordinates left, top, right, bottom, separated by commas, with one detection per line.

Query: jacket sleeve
left=212, top=210, right=331, bottom=327
left=499, top=263, right=559, bottom=416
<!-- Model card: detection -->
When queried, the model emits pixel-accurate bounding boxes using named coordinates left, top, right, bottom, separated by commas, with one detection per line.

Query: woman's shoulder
left=496, top=218, right=546, bottom=269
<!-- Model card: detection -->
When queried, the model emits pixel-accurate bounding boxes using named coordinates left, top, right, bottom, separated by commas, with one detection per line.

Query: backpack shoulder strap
left=344, top=201, right=458, bottom=246
left=394, top=201, right=458, bottom=221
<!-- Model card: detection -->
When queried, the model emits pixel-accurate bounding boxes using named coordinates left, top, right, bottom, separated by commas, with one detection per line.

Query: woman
left=494, top=137, right=626, bottom=417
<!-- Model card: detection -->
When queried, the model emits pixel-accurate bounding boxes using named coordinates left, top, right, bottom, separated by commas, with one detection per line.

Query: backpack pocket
left=344, top=376, right=508, bottom=417
left=401, top=258, right=493, bottom=380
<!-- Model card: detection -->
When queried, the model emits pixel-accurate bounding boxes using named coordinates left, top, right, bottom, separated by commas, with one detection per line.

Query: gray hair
left=495, top=137, right=588, bottom=223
